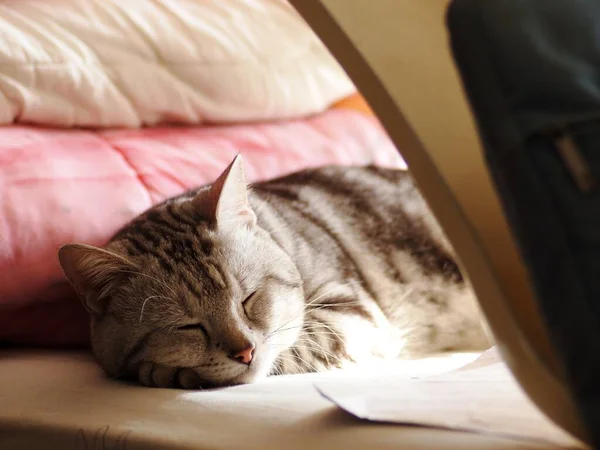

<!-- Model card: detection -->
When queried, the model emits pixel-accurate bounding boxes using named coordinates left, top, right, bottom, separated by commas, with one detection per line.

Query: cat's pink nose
left=231, top=344, right=255, bottom=365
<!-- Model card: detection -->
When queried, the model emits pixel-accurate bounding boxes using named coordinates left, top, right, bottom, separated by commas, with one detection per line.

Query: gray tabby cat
left=58, top=156, right=489, bottom=389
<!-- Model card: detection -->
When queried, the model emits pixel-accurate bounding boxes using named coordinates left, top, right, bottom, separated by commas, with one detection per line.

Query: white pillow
left=0, top=0, right=355, bottom=128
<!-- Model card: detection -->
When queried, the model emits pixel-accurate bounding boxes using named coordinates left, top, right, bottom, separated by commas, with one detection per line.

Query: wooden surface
left=0, top=350, right=580, bottom=450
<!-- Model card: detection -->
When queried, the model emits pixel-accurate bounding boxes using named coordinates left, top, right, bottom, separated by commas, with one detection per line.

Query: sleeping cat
left=58, top=156, right=490, bottom=389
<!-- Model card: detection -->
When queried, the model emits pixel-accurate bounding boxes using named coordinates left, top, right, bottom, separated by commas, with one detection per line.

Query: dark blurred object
left=448, top=0, right=600, bottom=447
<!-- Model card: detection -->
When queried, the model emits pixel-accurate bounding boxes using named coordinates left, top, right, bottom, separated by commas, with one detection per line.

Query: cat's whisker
left=304, top=282, right=359, bottom=308
left=277, top=347, right=320, bottom=374
left=266, top=284, right=361, bottom=339
left=265, top=339, right=295, bottom=348
left=307, top=300, right=363, bottom=308
left=268, top=319, right=345, bottom=344
left=307, top=301, right=365, bottom=314
left=278, top=334, right=341, bottom=372
left=268, top=324, right=340, bottom=340
left=291, top=353, right=320, bottom=373
left=139, top=295, right=172, bottom=324
left=295, top=336, right=343, bottom=366
left=274, top=354, right=303, bottom=375
left=299, top=330, right=342, bottom=341
left=265, top=315, right=303, bottom=339
left=268, top=363, right=281, bottom=376
left=267, top=321, right=336, bottom=339
left=265, top=324, right=303, bottom=338
left=302, top=321, right=344, bottom=341
left=305, top=346, right=343, bottom=368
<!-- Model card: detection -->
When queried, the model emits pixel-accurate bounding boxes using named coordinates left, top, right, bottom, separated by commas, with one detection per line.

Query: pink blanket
left=0, top=109, right=403, bottom=347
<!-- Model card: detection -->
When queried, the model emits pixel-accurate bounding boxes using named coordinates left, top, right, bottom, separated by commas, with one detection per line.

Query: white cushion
left=0, top=0, right=355, bottom=128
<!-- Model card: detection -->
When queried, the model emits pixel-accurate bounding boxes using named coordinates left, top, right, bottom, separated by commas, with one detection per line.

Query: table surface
left=0, top=350, right=578, bottom=450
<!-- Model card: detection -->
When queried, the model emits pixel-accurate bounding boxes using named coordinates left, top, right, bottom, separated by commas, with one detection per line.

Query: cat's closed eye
left=178, top=323, right=208, bottom=335
left=242, top=291, right=257, bottom=317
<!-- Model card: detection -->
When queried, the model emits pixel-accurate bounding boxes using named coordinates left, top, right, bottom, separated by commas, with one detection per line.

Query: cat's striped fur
left=59, top=157, right=489, bottom=389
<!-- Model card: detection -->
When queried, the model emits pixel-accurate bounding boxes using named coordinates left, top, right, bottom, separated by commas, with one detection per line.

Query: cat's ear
left=58, top=243, right=136, bottom=317
left=195, top=154, right=257, bottom=230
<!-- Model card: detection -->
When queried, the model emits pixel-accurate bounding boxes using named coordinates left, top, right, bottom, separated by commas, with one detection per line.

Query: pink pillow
left=0, top=109, right=404, bottom=347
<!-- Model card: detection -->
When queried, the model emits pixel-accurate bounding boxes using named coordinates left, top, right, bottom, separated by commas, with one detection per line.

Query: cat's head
left=58, top=156, right=304, bottom=388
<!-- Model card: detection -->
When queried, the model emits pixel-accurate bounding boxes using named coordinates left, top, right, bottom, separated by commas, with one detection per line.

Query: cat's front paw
left=137, top=363, right=201, bottom=389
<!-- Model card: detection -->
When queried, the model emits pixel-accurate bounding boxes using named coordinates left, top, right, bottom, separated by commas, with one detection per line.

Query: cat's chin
left=224, top=371, right=267, bottom=387
left=228, top=361, right=273, bottom=386
left=203, top=355, right=274, bottom=388
left=204, top=368, right=267, bottom=389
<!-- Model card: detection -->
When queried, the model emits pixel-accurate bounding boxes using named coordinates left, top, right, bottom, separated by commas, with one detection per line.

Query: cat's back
left=250, top=165, right=461, bottom=305
left=251, top=165, right=435, bottom=245
left=252, top=165, right=417, bottom=220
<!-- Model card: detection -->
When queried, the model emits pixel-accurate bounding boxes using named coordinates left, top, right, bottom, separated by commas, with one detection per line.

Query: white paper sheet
left=315, top=348, right=586, bottom=448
